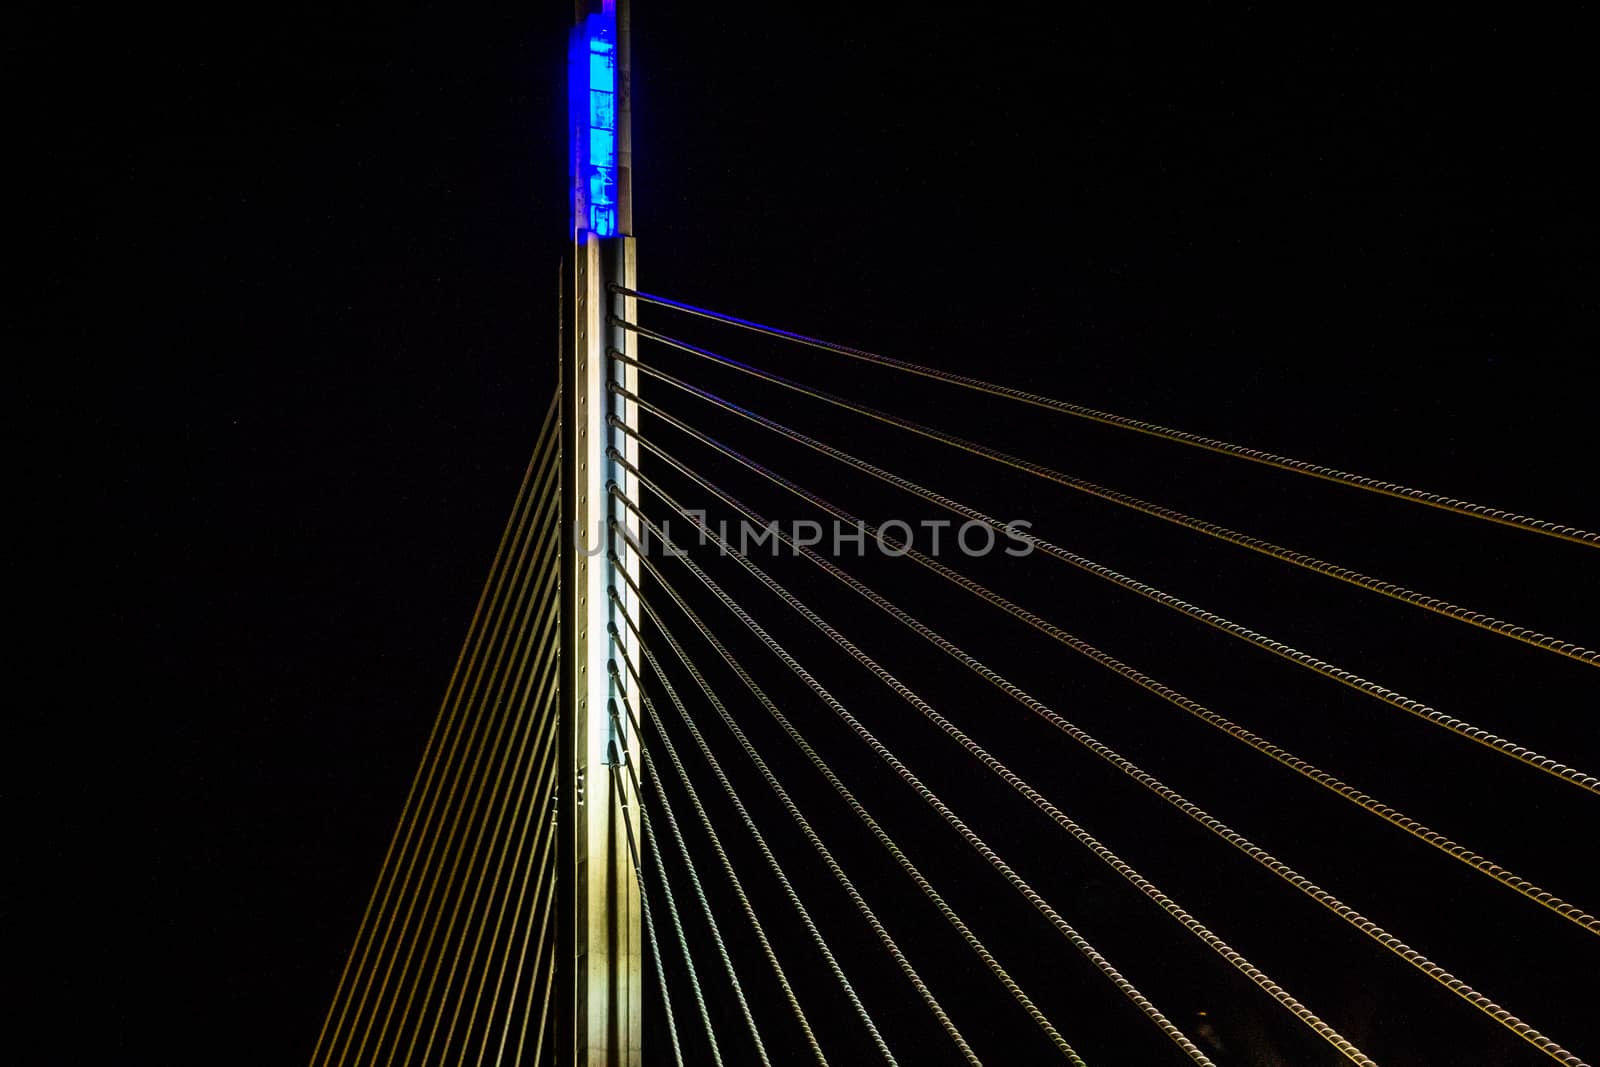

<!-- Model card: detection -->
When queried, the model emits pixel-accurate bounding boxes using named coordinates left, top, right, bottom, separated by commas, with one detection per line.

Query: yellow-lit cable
left=612, top=614, right=902, bottom=1064
left=617, top=288, right=1600, bottom=550
left=314, top=403, right=556, bottom=1067
left=618, top=491, right=1368, bottom=1066
left=417, top=608, right=561, bottom=1063
left=625, top=428, right=1592, bottom=1066
left=607, top=753, right=688, bottom=1067
left=610, top=675, right=830, bottom=1067
left=620, top=597, right=1083, bottom=1065
left=444, top=639, right=561, bottom=1060
left=618, top=370, right=1600, bottom=796
left=618, top=327, right=1597, bottom=669
left=621, top=544, right=1202, bottom=1067
left=359, top=520, right=559, bottom=1066
left=472, top=731, right=559, bottom=1067
left=393, top=585, right=560, bottom=1066
left=491, top=832, right=558, bottom=1067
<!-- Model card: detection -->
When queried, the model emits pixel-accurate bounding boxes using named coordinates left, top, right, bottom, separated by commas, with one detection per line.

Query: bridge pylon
left=558, top=1, right=642, bottom=1065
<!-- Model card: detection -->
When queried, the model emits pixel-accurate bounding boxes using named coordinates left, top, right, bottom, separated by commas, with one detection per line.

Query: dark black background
left=23, top=2, right=1598, bottom=1064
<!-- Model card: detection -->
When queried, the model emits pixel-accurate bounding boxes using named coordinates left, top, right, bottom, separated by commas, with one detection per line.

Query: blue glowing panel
left=589, top=45, right=615, bottom=92
left=570, top=11, right=618, bottom=237
left=590, top=128, right=615, bottom=170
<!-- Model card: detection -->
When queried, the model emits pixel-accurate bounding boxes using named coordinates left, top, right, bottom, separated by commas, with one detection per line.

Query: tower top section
left=570, top=2, right=630, bottom=238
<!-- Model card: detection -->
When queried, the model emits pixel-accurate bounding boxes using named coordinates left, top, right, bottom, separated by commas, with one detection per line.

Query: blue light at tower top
left=571, top=10, right=618, bottom=237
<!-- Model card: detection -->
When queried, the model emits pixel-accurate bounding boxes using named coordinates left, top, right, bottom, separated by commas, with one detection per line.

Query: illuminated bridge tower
left=559, top=2, right=643, bottom=1065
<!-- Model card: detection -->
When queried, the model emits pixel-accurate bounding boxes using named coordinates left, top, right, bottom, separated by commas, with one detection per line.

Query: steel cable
left=367, top=525, right=562, bottom=1067
left=469, top=727, right=558, bottom=1066
left=484, top=686, right=561, bottom=1067
left=434, top=636, right=561, bottom=1062
left=618, top=429, right=1591, bottom=1066
left=404, top=597, right=562, bottom=1065
left=438, top=646, right=563, bottom=1062
left=483, top=806, right=557, bottom=1067
left=607, top=675, right=825, bottom=1066
left=615, top=566, right=991, bottom=1066
left=616, top=525, right=1211, bottom=1066
left=338, top=455, right=561, bottom=1067
left=643, top=692, right=775, bottom=1067
left=607, top=752, right=687, bottom=1067
left=613, top=287, right=1599, bottom=549
left=610, top=370, right=1599, bottom=796
left=613, top=327, right=1598, bottom=668
left=609, top=615, right=903, bottom=1066
left=312, top=401, right=557, bottom=1067
left=630, top=598, right=1068, bottom=1062
left=614, top=486, right=1372, bottom=1066
left=617, top=604, right=1076, bottom=1063
left=640, top=771, right=727, bottom=1067
left=463, top=673, right=561, bottom=1067
left=504, top=858, right=558, bottom=1067
left=363, top=487, right=558, bottom=1066
left=610, top=402, right=1600, bottom=941
left=528, top=939, right=557, bottom=1067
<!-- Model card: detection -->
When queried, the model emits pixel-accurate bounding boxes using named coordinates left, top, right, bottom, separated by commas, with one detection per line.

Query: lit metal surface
left=571, top=9, right=618, bottom=237
left=563, top=1, right=641, bottom=1063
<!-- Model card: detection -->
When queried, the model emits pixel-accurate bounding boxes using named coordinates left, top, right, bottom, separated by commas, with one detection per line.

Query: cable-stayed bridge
left=303, top=5, right=1598, bottom=1065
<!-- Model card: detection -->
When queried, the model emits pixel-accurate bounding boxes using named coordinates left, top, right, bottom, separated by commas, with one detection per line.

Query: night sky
left=32, top=3, right=1599, bottom=1064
